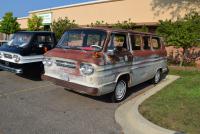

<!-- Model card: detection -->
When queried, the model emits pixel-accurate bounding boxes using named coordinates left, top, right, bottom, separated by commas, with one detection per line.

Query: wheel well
left=158, top=68, right=162, bottom=73
left=118, top=74, right=130, bottom=83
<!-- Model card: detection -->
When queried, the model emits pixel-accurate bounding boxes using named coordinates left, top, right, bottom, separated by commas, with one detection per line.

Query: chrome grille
left=55, top=60, right=76, bottom=69
left=3, top=53, right=12, bottom=59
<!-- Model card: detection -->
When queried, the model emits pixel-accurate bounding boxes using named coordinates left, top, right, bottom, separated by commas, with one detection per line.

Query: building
left=16, top=0, right=190, bottom=31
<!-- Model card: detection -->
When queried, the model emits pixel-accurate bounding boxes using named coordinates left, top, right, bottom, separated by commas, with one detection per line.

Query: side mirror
left=107, top=49, right=115, bottom=56
left=39, top=44, right=44, bottom=48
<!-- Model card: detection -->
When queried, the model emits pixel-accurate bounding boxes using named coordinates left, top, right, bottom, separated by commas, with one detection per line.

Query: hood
left=44, top=48, right=104, bottom=65
left=0, top=44, right=30, bottom=56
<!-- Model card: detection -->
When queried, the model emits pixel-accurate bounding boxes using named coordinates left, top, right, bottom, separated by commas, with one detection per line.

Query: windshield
left=7, top=33, right=32, bottom=47
left=57, top=29, right=107, bottom=51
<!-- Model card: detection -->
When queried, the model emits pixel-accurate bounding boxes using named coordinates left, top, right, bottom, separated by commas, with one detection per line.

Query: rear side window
left=151, top=37, right=161, bottom=50
left=130, top=34, right=141, bottom=50
left=143, top=36, right=151, bottom=50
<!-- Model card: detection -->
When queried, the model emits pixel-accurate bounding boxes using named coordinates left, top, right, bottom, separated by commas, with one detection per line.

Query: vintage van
left=0, top=31, right=57, bottom=75
left=42, top=28, right=168, bottom=102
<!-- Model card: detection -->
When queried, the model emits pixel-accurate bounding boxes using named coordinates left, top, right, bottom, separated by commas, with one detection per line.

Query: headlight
left=43, top=58, right=52, bottom=66
left=80, top=63, right=94, bottom=75
left=13, top=55, right=20, bottom=63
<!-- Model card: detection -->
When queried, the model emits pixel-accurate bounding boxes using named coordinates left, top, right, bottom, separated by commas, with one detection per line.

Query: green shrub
left=51, top=17, right=78, bottom=40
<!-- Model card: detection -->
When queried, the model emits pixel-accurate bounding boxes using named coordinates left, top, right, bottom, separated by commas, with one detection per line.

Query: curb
left=115, top=75, right=182, bottom=134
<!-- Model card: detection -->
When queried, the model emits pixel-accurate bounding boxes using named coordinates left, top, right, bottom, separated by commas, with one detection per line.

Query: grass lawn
left=139, top=69, right=200, bottom=134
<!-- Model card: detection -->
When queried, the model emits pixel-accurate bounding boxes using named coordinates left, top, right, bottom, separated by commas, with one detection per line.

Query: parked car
left=42, top=28, right=168, bottom=102
left=0, top=40, right=8, bottom=46
left=0, top=31, right=57, bottom=75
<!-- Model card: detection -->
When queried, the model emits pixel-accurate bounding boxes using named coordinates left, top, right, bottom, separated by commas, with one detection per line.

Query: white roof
left=17, top=17, right=28, bottom=20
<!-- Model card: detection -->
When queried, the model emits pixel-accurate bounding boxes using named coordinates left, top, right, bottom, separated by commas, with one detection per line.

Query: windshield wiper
left=57, top=45, right=83, bottom=50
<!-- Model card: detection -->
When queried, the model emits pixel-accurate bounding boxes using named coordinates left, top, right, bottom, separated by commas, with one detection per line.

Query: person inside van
left=113, top=35, right=127, bottom=52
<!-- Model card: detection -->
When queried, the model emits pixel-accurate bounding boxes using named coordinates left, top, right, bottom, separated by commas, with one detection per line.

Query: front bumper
left=0, top=63, right=23, bottom=74
left=42, top=75, right=99, bottom=96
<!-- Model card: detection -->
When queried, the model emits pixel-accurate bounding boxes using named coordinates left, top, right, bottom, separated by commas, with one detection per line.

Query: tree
left=151, top=0, right=200, bottom=19
left=157, top=11, right=200, bottom=66
left=0, top=12, right=20, bottom=39
left=113, top=19, right=136, bottom=30
left=90, top=20, right=109, bottom=27
left=51, top=17, right=78, bottom=39
left=28, top=14, right=43, bottom=31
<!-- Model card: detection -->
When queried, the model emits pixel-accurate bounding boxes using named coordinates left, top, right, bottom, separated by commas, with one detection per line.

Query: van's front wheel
left=153, top=70, right=161, bottom=84
left=112, top=79, right=127, bottom=102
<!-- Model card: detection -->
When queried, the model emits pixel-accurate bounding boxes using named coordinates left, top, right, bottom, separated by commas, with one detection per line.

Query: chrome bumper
left=0, top=63, right=23, bottom=74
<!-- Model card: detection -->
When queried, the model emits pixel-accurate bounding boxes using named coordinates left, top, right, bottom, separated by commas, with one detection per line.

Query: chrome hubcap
left=115, top=80, right=126, bottom=100
left=155, top=71, right=161, bottom=83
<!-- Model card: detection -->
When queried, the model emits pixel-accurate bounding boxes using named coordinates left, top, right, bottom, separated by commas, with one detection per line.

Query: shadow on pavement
left=17, top=69, right=43, bottom=81
left=65, top=80, right=154, bottom=104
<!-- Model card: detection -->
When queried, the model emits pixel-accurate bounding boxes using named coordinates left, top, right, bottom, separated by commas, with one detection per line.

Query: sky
left=0, top=0, right=92, bottom=19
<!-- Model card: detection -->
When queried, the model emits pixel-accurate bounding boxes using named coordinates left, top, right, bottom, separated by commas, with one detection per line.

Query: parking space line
left=0, top=84, right=56, bottom=98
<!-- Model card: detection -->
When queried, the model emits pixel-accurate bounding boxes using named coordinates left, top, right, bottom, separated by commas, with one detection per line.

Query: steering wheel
left=91, top=45, right=102, bottom=50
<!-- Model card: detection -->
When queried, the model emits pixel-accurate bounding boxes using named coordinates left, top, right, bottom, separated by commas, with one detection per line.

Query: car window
left=57, top=30, right=106, bottom=51
left=36, top=35, right=53, bottom=43
left=87, top=34, right=104, bottom=46
left=151, top=37, right=161, bottom=50
left=34, top=34, right=54, bottom=48
left=68, top=33, right=83, bottom=47
left=130, top=34, right=141, bottom=50
left=108, top=33, right=128, bottom=51
left=143, top=36, right=151, bottom=50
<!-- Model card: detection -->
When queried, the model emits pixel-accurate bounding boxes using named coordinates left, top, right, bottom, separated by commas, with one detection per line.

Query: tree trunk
left=179, top=47, right=187, bottom=67
left=5, top=34, right=7, bottom=40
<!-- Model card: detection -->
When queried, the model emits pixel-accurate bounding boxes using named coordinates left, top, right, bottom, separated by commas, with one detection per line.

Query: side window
left=151, top=37, right=161, bottom=50
left=37, top=35, right=53, bottom=43
left=34, top=35, right=54, bottom=47
left=143, top=36, right=151, bottom=50
left=130, top=34, right=142, bottom=50
left=108, top=33, right=128, bottom=51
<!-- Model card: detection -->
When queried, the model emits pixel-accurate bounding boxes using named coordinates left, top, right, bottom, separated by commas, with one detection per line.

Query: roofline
left=17, top=31, right=54, bottom=33
left=17, top=17, right=29, bottom=20
left=29, top=0, right=122, bottom=13
left=135, top=22, right=159, bottom=26
left=79, top=22, right=159, bottom=27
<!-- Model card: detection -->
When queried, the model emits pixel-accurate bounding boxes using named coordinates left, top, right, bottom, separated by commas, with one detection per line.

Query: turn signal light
left=93, top=52, right=101, bottom=58
left=44, top=47, right=48, bottom=53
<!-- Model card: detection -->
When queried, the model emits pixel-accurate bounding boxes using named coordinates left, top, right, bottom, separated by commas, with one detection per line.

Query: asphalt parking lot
left=0, top=71, right=154, bottom=134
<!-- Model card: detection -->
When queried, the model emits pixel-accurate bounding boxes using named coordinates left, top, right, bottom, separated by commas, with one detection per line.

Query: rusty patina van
left=42, top=28, right=168, bottom=102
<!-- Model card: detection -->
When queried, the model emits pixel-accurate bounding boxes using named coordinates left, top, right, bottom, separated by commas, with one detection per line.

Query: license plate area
left=5, top=61, right=10, bottom=66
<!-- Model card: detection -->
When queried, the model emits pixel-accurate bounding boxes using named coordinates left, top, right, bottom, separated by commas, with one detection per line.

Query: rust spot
left=45, top=48, right=104, bottom=65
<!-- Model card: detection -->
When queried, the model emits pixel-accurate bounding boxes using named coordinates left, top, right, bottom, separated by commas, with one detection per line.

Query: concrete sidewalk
left=115, top=75, right=183, bottom=134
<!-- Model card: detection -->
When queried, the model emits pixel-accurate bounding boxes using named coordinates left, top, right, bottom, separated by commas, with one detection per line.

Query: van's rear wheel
left=112, top=79, right=127, bottom=102
left=153, top=70, right=161, bottom=84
